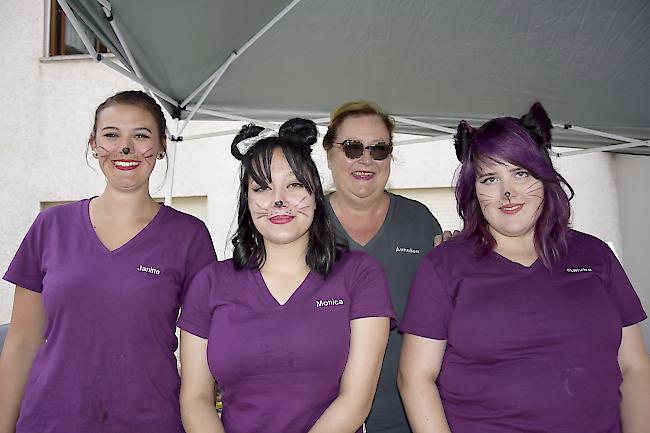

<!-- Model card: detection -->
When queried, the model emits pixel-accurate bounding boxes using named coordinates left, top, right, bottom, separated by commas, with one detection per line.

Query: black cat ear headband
left=453, top=102, right=553, bottom=162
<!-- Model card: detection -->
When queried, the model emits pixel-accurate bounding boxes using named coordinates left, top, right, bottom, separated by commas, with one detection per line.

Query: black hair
left=231, top=118, right=345, bottom=277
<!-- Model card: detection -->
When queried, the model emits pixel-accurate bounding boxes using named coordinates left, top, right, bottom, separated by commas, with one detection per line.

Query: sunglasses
left=335, top=140, right=393, bottom=161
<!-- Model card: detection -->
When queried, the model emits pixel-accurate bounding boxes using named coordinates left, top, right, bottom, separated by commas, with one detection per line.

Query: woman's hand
left=434, top=230, right=460, bottom=247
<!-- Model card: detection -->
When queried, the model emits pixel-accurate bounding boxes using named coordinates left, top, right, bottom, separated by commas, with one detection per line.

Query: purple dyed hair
left=454, top=102, right=574, bottom=268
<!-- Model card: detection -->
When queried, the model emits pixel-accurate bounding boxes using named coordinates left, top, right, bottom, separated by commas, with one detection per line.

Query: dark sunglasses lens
left=342, top=141, right=364, bottom=159
left=370, top=144, right=391, bottom=160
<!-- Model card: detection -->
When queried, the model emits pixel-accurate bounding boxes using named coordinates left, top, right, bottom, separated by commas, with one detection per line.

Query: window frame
left=44, top=0, right=109, bottom=58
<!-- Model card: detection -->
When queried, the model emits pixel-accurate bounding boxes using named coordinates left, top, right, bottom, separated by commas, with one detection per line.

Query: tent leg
left=164, top=119, right=180, bottom=206
left=555, top=139, right=649, bottom=157
left=97, top=1, right=144, bottom=80
left=392, top=116, right=456, bottom=134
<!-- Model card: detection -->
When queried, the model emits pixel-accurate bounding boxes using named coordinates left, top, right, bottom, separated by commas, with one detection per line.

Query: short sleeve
left=3, top=213, right=46, bottom=293
left=399, top=253, right=452, bottom=340
left=180, top=223, right=217, bottom=303
left=349, top=254, right=396, bottom=328
left=604, top=246, right=647, bottom=327
left=177, top=266, right=214, bottom=339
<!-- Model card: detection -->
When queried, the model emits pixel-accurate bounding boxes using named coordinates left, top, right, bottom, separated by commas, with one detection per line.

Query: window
left=48, top=0, right=109, bottom=56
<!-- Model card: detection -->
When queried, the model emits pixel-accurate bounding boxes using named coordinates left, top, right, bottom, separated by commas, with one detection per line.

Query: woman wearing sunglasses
left=178, top=118, right=395, bottom=433
left=323, top=101, right=443, bottom=432
left=398, top=102, right=650, bottom=432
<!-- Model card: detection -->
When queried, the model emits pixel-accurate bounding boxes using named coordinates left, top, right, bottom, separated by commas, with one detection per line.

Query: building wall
left=1, top=1, right=645, bottom=353
left=613, top=154, right=650, bottom=345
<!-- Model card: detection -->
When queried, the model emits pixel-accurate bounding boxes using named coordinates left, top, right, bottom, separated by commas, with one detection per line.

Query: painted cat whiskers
left=250, top=193, right=313, bottom=220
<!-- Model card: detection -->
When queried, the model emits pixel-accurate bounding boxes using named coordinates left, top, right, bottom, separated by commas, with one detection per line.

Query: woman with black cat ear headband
left=398, top=102, right=650, bottom=433
left=178, top=118, right=395, bottom=433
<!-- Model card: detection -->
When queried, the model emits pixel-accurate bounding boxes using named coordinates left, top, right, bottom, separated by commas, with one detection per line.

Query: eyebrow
left=341, top=138, right=389, bottom=144
left=477, top=166, right=524, bottom=178
left=101, top=126, right=153, bottom=133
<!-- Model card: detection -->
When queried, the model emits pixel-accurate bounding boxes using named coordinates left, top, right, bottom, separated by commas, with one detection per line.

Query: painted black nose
left=274, top=200, right=284, bottom=208
left=122, top=147, right=131, bottom=155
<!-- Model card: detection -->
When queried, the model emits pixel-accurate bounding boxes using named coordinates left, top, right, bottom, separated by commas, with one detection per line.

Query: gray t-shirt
left=326, top=192, right=442, bottom=433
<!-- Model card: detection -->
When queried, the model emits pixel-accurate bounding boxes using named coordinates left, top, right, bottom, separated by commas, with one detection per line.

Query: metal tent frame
left=58, top=0, right=649, bottom=204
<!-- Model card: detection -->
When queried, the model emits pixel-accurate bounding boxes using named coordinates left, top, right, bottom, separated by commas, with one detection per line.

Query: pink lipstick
left=270, top=215, right=295, bottom=224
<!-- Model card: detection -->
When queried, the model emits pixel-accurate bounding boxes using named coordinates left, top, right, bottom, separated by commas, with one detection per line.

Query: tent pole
left=394, top=135, right=454, bottom=146
left=553, top=124, right=646, bottom=143
left=183, top=129, right=242, bottom=142
left=95, top=0, right=112, bottom=9
left=164, top=119, right=180, bottom=206
left=179, top=0, right=304, bottom=108
left=62, top=0, right=180, bottom=115
left=96, top=0, right=172, bottom=122
left=188, top=106, right=278, bottom=129
left=98, top=58, right=178, bottom=105
left=96, top=0, right=144, bottom=80
left=555, top=139, right=649, bottom=158
left=56, top=0, right=98, bottom=58
left=551, top=123, right=649, bottom=157
left=177, top=57, right=235, bottom=136
left=392, top=116, right=456, bottom=134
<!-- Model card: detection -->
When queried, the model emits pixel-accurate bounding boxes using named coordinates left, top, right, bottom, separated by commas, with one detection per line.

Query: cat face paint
left=89, top=104, right=164, bottom=192
left=248, top=147, right=316, bottom=248
left=475, top=158, right=544, bottom=241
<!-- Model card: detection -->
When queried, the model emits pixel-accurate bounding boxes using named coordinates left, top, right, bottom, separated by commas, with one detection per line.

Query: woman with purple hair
left=397, top=102, right=650, bottom=432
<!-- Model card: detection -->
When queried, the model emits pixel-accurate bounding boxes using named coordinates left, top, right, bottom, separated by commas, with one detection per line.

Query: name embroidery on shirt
left=137, top=264, right=161, bottom=275
left=395, top=246, right=420, bottom=254
left=566, top=267, right=593, bottom=273
left=315, top=298, right=344, bottom=307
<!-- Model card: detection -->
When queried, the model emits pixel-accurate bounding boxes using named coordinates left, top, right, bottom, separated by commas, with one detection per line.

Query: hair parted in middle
left=322, top=100, right=395, bottom=151
left=454, top=102, right=574, bottom=269
left=91, top=90, right=167, bottom=152
left=231, top=118, right=345, bottom=277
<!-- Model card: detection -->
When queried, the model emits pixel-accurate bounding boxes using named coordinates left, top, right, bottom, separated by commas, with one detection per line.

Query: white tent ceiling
left=60, top=0, right=649, bottom=157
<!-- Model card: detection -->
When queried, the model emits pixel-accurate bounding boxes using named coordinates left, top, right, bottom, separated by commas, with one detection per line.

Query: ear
left=519, top=102, right=552, bottom=149
left=158, top=137, right=168, bottom=159
left=88, top=135, right=98, bottom=158
left=454, top=121, right=475, bottom=162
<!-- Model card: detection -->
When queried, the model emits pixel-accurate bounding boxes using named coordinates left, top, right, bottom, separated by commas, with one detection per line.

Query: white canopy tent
left=57, top=0, right=649, bottom=203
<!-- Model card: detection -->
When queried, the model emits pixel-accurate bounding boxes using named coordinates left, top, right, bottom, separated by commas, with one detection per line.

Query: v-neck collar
left=488, top=249, right=542, bottom=272
left=254, top=269, right=316, bottom=307
left=83, top=197, right=167, bottom=256
left=326, top=191, right=395, bottom=249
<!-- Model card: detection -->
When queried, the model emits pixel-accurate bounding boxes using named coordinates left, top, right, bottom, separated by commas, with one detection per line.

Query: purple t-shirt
left=3, top=199, right=216, bottom=433
left=400, top=230, right=646, bottom=433
left=178, top=250, right=395, bottom=433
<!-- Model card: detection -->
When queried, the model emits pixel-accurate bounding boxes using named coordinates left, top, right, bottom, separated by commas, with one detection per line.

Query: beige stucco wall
left=613, top=154, right=650, bottom=345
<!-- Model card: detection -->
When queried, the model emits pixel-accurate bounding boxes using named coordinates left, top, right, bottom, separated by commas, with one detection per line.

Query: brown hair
left=91, top=90, right=167, bottom=151
left=322, top=100, right=394, bottom=151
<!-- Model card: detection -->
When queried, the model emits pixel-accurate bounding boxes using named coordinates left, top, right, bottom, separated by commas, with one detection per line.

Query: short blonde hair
left=322, top=100, right=395, bottom=151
